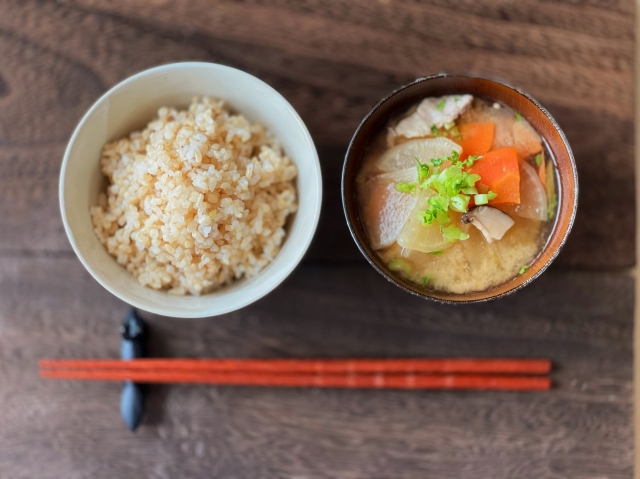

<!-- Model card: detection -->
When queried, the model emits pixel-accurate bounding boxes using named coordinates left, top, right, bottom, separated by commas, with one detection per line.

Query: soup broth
left=357, top=96, right=558, bottom=294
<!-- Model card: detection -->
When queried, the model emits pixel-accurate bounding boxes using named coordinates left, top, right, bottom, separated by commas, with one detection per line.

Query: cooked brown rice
left=90, top=97, right=298, bottom=295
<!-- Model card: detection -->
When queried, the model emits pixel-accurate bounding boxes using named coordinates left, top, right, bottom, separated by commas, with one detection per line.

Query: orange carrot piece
left=458, top=122, right=495, bottom=160
left=468, top=147, right=520, bottom=204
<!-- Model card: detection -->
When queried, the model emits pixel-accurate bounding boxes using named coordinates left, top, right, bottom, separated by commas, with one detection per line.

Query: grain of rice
left=90, top=97, right=298, bottom=296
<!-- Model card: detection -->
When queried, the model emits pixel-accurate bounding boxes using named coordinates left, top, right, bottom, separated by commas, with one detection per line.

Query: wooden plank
left=0, top=0, right=635, bottom=267
left=0, top=145, right=69, bottom=254
left=0, top=257, right=632, bottom=478
left=632, top=1, right=639, bottom=476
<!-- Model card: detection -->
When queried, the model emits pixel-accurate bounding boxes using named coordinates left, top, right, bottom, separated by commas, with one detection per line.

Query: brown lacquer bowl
left=342, top=75, right=578, bottom=303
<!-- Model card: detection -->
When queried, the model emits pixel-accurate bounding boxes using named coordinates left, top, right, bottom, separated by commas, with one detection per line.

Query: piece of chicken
left=389, top=94, right=473, bottom=141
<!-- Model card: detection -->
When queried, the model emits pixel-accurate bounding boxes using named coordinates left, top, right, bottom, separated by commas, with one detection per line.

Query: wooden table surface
left=0, top=1, right=635, bottom=478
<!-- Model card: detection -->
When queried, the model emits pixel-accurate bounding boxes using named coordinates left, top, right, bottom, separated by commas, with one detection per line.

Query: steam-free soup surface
left=357, top=97, right=557, bottom=294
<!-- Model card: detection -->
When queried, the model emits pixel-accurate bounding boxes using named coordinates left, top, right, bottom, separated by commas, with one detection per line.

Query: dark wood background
left=0, top=1, right=634, bottom=478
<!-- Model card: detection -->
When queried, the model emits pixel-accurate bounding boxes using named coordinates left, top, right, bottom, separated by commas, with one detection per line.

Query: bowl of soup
left=342, top=75, right=578, bottom=303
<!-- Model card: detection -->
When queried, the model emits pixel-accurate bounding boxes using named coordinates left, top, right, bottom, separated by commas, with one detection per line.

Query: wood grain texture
left=0, top=258, right=633, bottom=479
left=0, top=1, right=635, bottom=478
left=0, top=0, right=634, bottom=266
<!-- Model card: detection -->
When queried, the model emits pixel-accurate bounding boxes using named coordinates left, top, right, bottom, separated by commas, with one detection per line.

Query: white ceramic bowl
left=60, top=62, right=322, bottom=318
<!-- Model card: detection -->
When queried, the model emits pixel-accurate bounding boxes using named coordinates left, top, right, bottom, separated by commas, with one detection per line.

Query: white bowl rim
left=59, top=61, right=322, bottom=318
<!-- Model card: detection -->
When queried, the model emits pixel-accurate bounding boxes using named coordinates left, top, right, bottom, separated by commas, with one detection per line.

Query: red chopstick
left=39, top=358, right=552, bottom=391
left=39, top=369, right=551, bottom=391
left=39, top=358, right=551, bottom=375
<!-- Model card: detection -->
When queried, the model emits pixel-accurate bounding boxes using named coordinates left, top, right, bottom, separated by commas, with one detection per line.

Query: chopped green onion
left=430, top=250, right=444, bottom=255
left=430, top=156, right=445, bottom=167
left=515, top=112, right=522, bottom=121
left=535, top=153, right=542, bottom=166
left=548, top=192, right=557, bottom=220
left=546, top=161, right=557, bottom=220
left=454, top=96, right=460, bottom=102
left=466, top=173, right=481, bottom=185
left=444, top=121, right=456, bottom=130
left=420, top=209, right=435, bottom=225
left=474, top=190, right=497, bottom=204
left=450, top=194, right=470, bottom=213
left=435, top=210, right=450, bottom=225
left=441, top=225, right=470, bottom=242
left=407, top=149, right=484, bottom=245
left=438, top=165, right=466, bottom=197
left=415, top=156, right=431, bottom=183
left=420, top=194, right=452, bottom=226
left=428, top=126, right=455, bottom=139
left=450, top=126, right=462, bottom=140
left=420, top=276, right=431, bottom=286
left=474, top=194, right=489, bottom=205
left=437, top=100, right=446, bottom=111
left=419, top=179, right=434, bottom=190
left=389, top=258, right=412, bottom=275
left=428, top=194, right=449, bottom=212
left=519, top=265, right=529, bottom=275
left=396, top=182, right=417, bottom=195
left=462, top=155, right=482, bottom=168
left=545, top=161, right=558, bottom=220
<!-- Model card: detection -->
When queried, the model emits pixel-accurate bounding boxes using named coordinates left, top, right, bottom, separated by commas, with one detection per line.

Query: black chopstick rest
left=120, top=309, right=146, bottom=431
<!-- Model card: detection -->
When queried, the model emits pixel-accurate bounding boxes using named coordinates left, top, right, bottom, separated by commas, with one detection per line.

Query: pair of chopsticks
left=39, top=358, right=552, bottom=391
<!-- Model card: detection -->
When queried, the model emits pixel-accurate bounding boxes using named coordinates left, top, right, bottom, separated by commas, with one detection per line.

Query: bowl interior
left=343, top=75, right=577, bottom=303
left=61, top=63, right=321, bottom=317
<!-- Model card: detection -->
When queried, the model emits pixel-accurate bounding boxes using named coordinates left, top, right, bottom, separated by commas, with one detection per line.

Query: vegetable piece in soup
left=358, top=168, right=418, bottom=250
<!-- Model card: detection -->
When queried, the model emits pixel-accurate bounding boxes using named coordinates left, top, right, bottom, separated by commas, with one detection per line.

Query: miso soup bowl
left=342, top=75, right=578, bottom=303
left=60, top=62, right=322, bottom=318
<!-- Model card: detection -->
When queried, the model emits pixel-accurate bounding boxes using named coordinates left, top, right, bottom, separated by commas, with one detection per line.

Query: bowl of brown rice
left=60, top=62, right=322, bottom=318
